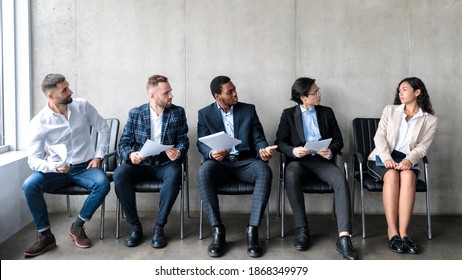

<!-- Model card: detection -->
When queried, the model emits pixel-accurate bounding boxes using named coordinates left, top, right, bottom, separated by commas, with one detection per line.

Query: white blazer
left=368, top=105, right=438, bottom=165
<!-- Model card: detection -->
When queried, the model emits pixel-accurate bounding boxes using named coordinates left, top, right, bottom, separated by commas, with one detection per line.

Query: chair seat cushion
left=133, top=180, right=163, bottom=192
left=46, top=185, right=91, bottom=195
left=300, top=179, right=334, bottom=193
left=356, top=173, right=427, bottom=192
left=216, top=181, right=255, bottom=194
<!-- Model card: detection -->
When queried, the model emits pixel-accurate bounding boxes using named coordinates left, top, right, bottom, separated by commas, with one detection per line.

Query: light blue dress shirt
left=301, top=105, right=321, bottom=143
left=217, top=102, right=239, bottom=155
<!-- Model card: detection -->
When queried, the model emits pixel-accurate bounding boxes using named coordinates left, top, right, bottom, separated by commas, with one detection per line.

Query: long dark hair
left=394, top=77, right=434, bottom=115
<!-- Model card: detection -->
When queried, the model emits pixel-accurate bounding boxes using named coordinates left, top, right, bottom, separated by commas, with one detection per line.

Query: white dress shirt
left=394, top=104, right=426, bottom=154
left=28, top=98, right=109, bottom=173
left=150, top=106, right=163, bottom=144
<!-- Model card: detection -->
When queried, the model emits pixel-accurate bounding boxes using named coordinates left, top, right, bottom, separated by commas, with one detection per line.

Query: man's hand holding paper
left=139, top=139, right=174, bottom=158
left=198, top=131, right=242, bottom=151
left=293, top=138, right=333, bottom=159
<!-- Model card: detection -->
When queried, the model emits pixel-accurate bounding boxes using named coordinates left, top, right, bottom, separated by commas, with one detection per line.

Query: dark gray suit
left=275, top=105, right=352, bottom=233
left=197, top=102, right=272, bottom=227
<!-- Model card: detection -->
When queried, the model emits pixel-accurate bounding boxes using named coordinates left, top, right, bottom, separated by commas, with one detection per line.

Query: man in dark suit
left=197, top=76, right=277, bottom=258
left=114, top=75, right=189, bottom=249
left=275, top=77, right=357, bottom=260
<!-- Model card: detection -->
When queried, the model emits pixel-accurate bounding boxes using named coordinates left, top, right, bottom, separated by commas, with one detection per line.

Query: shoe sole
left=125, top=241, right=141, bottom=247
left=151, top=242, right=167, bottom=249
left=404, top=247, right=419, bottom=254
left=247, top=252, right=263, bottom=258
left=24, top=242, right=57, bottom=257
left=68, top=232, right=92, bottom=248
left=294, top=244, right=308, bottom=251
left=336, top=247, right=358, bottom=260
left=208, top=252, right=222, bottom=257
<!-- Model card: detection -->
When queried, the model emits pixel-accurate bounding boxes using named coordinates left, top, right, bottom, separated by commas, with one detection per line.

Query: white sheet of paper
left=198, top=131, right=242, bottom=151
left=303, top=138, right=332, bottom=152
left=139, top=139, right=173, bottom=157
left=48, top=144, right=67, bottom=167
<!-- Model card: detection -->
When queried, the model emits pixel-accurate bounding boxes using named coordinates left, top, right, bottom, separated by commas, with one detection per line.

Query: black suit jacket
left=275, top=105, right=343, bottom=159
left=197, top=102, right=268, bottom=160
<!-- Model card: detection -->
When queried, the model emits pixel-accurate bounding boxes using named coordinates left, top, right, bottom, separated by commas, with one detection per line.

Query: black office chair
left=351, top=117, right=432, bottom=239
left=278, top=152, right=348, bottom=238
left=115, top=155, right=188, bottom=240
left=45, top=118, right=120, bottom=239
left=198, top=156, right=270, bottom=240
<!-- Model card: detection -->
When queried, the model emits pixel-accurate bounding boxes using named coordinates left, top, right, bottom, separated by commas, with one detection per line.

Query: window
left=0, top=2, right=5, bottom=148
left=0, top=0, right=31, bottom=154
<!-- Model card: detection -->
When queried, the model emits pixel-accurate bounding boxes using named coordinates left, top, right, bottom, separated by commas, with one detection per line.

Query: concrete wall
left=29, top=0, right=462, bottom=218
left=0, top=153, right=33, bottom=243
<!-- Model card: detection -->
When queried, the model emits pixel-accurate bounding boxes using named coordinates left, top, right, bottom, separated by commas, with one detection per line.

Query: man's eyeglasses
left=308, top=88, right=321, bottom=96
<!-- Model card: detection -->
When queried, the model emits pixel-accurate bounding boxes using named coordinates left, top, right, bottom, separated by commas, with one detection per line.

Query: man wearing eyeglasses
left=114, top=74, right=189, bottom=249
left=275, top=77, right=357, bottom=260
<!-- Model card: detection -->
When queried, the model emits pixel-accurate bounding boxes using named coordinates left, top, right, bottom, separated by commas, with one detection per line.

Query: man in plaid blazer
left=114, top=75, right=189, bottom=249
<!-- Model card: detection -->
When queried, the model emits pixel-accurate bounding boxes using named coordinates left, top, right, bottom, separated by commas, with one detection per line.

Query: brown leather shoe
left=69, top=226, right=92, bottom=248
left=24, top=233, right=57, bottom=257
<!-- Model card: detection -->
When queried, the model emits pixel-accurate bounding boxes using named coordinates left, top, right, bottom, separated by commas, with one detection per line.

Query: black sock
left=131, top=221, right=142, bottom=228
left=72, top=217, right=85, bottom=228
left=41, top=228, right=52, bottom=235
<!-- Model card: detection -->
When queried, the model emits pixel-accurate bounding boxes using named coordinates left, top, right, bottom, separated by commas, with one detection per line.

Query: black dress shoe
left=293, top=227, right=310, bottom=251
left=208, top=225, right=226, bottom=257
left=151, top=226, right=167, bottom=248
left=387, top=235, right=405, bottom=253
left=336, top=236, right=358, bottom=260
left=124, top=225, right=143, bottom=247
left=246, top=226, right=263, bottom=258
left=402, top=236, right=419, bottom=254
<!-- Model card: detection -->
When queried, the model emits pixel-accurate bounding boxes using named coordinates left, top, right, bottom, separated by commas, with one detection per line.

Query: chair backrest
left=352, top=118, right=380, bottom=161
left=90, top=118, right=120, bottom=172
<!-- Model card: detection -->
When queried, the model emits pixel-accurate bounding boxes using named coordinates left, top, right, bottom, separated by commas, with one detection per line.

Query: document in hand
left=139, top=139, right=173, bottom=157
left=198, top=131, right=242, bottom=150
left=48, top=144, right=68, bottom=167
left=303, top=138, right=332, bottom=152
left=376, top=155, right=419, bottom=170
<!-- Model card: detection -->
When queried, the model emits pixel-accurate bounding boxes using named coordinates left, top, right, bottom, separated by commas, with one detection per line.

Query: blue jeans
left=113, top=162, right=182, bottom=226
left=22, top=162, right=110, bottom=232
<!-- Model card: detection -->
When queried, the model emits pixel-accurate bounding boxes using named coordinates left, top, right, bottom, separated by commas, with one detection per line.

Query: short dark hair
left=146, top=74, right=168, bottom=90
left=210, top=76, right=231, bottom=97
left=291, top=77, right=316, bottom=104
left=41, top=73, right=66, bottom=94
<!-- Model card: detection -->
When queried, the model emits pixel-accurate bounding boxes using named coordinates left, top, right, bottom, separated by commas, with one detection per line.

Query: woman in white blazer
left=368, top=77, right=437, bottom=254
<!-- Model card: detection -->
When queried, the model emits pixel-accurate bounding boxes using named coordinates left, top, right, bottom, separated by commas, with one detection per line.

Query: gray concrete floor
left=1, top=211, right=461, bottom=260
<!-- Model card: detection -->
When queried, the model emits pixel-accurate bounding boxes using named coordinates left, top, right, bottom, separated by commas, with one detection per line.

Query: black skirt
left=367, top=150, right=420, bottom=181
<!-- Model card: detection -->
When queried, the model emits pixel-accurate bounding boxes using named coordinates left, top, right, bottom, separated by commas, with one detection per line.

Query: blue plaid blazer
left=119, top=103, right=189, bottom=166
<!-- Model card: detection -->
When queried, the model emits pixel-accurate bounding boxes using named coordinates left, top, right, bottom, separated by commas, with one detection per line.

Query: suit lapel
left=142, top=104, right=152, bottom=141
left=233, top=105, right=241, bottom=139
left=294, top=106, right=305, bottom=142
left=409, top=114, right=425, bottom=148
left=211, top=103, right=226, bottom=132
left=161, top=107, right=171, bottom=144
left=390, top=108, right=402, bottom=146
